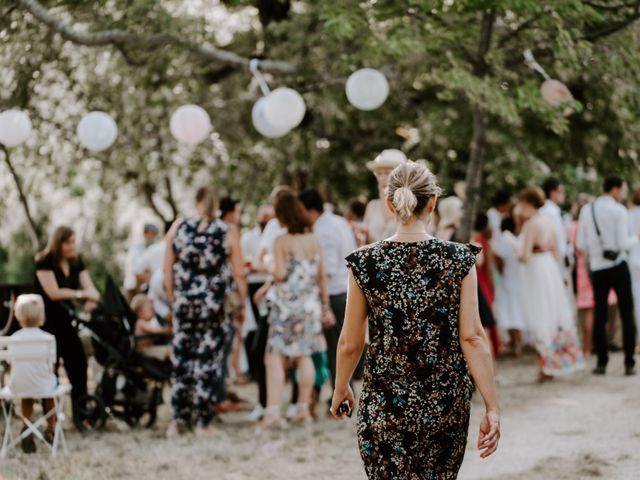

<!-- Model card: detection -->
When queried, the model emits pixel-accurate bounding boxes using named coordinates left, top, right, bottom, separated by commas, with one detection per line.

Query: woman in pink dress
left=568, top=195, right=616, bottom=358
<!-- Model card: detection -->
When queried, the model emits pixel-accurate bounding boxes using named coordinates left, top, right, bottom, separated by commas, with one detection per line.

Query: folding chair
left=0, top=336, right=72, bottom=458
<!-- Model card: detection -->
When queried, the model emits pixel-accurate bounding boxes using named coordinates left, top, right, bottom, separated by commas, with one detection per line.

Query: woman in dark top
left=35, top=226, right=101, bottom=414
left=332, top=162, right=500, bottom=479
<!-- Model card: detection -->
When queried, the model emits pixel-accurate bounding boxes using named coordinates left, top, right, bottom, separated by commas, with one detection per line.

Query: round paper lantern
left=77, top=111, right=118, bottom=152
left=0, top=110, right=32, bottom=147
left=262, top=88, right=306, bottom=130
left=346, top=68, right=389, bottom=111
left=540, top=79, right=573, bottom=107
left=170, top=104, right=211, bottom=144
left=252, top=97, right=290, bottom=138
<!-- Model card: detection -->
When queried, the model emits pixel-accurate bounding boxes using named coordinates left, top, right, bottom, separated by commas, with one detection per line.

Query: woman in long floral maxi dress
left=332, top=162, right=500, bottom=479
left=164, top=186, right=247, bottom=436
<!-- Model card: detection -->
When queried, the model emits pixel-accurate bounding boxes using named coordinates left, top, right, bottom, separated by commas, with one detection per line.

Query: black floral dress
left=345, top=239, right=480, bottom=480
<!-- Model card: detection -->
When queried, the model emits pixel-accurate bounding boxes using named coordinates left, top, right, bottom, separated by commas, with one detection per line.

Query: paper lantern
left=252, top=97, right=290, bottom=138
left=0, top=110, right=32, bottom=147
left=346, top=68, right=389, bottom=111
left=77, top=111, right=118, bottom=152
left=540, top=79, right=573, bottom=107
left=170, top=104, right=211, bottom=144
left=262, top=88, right=306, bottom=130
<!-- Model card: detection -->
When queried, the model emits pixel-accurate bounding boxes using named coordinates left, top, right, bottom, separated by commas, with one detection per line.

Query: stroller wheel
left=74, top=394, right=107, bottom=432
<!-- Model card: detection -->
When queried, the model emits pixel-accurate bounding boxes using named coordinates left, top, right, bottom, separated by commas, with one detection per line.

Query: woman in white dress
left=362, top=149, right=408, bottom=243
left=517, top=188, right=584, bottom=381
left=492, top=215, right=526, bottom=356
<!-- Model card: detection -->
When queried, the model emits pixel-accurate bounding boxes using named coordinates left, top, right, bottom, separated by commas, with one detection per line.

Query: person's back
left=7, top=327, right=57, bottom=397
left=332, top=161, right=499, bottom=479
left=347, top=239, right=476, bottom=389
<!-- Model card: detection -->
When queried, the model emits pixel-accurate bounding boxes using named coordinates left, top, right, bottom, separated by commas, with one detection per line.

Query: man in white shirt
left=577, top=176, right=638, bottom=376
left=540, top=178, right=568, bottom=274
left=299, top=189, right=357, bottom=388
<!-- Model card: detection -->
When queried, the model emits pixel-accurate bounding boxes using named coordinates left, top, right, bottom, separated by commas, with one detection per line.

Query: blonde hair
left=15, top=294, right=45, bottom=328
left=130, top=294, right=153, bottom=315
left=387, top=161, right=442, bottom=224
left=195, top=186, right=218, bottom=220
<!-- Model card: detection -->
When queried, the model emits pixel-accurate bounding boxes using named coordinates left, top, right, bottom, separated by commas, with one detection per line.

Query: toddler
left=131, top=294, right=172, bottom=360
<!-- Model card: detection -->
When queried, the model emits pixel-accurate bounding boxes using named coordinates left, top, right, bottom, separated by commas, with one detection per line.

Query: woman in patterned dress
left=164, top=186, right=247, bottom=437
left=331, top=162, right=500, bottom=479
left=261, top=191, right=332, bottom=428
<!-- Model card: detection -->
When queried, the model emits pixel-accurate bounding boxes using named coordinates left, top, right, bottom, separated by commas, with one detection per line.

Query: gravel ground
left=1, top=352, right=639, bottom=480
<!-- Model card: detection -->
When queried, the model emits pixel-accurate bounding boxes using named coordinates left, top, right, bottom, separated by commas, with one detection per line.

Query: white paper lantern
left=262, top=88, right=306, bottom=130
left=0, top=110, right=32, bottom=147
left=346, top=68, right=389, bottom=111
left=170, top=104, right=211, bottom=145
left=77, top=111, right=118, bottom=152
left=252, top=97, right=290, bottom=138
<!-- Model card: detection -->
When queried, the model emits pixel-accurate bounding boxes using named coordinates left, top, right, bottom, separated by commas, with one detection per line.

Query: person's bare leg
left=21, top=399, right=34, bottom=426
left=508, top=329, right=522, bottom=357
left=262, top=352, right=285, bottom=427
left=43, top=399, right=56, bottom=429
left=293, top=355, right=314, bottom=421
left=583, top=308, right=594, bottom=358
left=232, top=331, right=248, bottom=385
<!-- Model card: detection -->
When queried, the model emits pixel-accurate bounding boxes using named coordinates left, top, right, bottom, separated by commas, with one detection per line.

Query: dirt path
left=1, top=353, right=639, bottom=479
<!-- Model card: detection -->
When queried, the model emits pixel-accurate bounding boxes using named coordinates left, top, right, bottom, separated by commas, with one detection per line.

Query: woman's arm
left=459, top=266, right=500, bottom=458
left=271, top=237, right=288, bottom=282
left=36, top=271, right=85, bottom=302
left=79, top=270, right=101, bottom=303
left=517, top=221, right=534, bottom=262
left=137, top=321, right=171, bottom=336
left=316, top=249, right=336, bottom=328
left=227, top=225, right=248, bottom=306
left=331, top=271, right=368, bottom=419
left=163, top=221, right=180, bottom=304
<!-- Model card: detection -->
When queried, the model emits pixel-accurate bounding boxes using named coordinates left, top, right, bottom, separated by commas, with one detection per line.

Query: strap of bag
left=590, top=202, right=604, bottom=247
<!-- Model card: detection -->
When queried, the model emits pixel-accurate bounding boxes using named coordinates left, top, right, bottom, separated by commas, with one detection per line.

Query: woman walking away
left=261, top=191, right=331, bottom=429
left=164, top=186, right=247, bottom=437
left=35, top=226, right=101, bottom=419
left=517, top=187, right=584, bottom=381
left=332, top=162, right=500, bottom=479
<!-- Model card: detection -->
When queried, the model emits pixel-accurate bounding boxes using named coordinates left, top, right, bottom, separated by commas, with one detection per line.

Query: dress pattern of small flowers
left=346, top=239, right=479, bottom=479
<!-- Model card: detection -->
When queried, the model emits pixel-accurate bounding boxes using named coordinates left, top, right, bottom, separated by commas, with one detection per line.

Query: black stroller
left=72, top=277, right=171, bottom=431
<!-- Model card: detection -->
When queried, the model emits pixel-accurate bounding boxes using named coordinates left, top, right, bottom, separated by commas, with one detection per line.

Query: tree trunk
left=458, top=105, right=487, bottom=242
left=457, top=9, right=495, bottom=242
left=0, top=144, right=44, bottom=251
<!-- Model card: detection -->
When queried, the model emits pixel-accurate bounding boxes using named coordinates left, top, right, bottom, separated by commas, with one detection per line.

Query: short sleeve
left=456, top=243, right=481, bottom=282
left=345, top=249, right=367, bottom=291
left=35, top=254, right=54, bottom=271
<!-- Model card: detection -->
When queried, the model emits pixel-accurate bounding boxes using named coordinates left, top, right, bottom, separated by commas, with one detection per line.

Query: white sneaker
left=285, top=403, right=297, bottom=419
left=247, top=405, right=265, bottom=422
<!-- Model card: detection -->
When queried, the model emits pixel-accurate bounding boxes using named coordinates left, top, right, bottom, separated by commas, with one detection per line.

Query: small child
left=6, top=294, right=58, bottom=453
left=130, top=294, right=172, bottom=360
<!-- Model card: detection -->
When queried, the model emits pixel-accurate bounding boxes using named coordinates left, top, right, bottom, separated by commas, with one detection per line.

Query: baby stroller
left=72, top=277, right=171, bottom=431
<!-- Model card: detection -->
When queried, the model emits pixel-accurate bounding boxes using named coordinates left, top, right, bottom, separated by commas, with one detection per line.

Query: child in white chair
left=8, top=294, right=58, bottom=453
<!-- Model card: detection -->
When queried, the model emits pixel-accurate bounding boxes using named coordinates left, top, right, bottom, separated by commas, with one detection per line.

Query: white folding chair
left=0, top=336, right=72, bottom=458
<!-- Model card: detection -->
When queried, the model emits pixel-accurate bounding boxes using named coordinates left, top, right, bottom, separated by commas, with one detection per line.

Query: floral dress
left=346, top=239, right=478, bottom=480
left=267, top=254, right=324, bottom=357
left=171, top=217, right=231, bottom=428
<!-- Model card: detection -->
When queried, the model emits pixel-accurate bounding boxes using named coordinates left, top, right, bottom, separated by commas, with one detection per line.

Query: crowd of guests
left=4, top=148, right=638, bottom=449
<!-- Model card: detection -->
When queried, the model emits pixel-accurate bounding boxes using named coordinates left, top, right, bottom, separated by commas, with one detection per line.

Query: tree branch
left=17, top=0, right=296, bottom=74
left=498, top=13, right=543, bottom=48
left=583, top=0, right=639, bottom=11
left=140, top=181, right=171, bottom=224
left=581, top=4, right=640, bottom=41
left=0, top=143, right=44, bottom=251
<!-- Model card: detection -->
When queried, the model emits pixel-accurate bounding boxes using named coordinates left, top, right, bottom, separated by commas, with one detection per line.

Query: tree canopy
left=2, top=0, right=640, bottom=283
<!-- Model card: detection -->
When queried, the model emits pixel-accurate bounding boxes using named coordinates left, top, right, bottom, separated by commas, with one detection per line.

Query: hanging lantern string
left=250, top=59, right=271, bottom=96
left=523, top=49, right=551, bottom=80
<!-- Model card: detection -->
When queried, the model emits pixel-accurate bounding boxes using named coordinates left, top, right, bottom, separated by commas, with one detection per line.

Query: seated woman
left=130, top=294, right=172, bottom=360
left=34, top=226, right=100, bottom=418
left=6, top=294, right=58, bottom=453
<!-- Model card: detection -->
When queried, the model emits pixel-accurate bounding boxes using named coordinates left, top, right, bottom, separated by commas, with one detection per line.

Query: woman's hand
left=478, top=410, right=500, bottom=458
left=234, top=307, right=245, bottom=330
left=322, top=304, right=337, bottom=329
left=253, top=283, right=270, bottom=305
left=83, top=300, right=98, bottom=313
left=330, top=384, right=355, bottom=420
